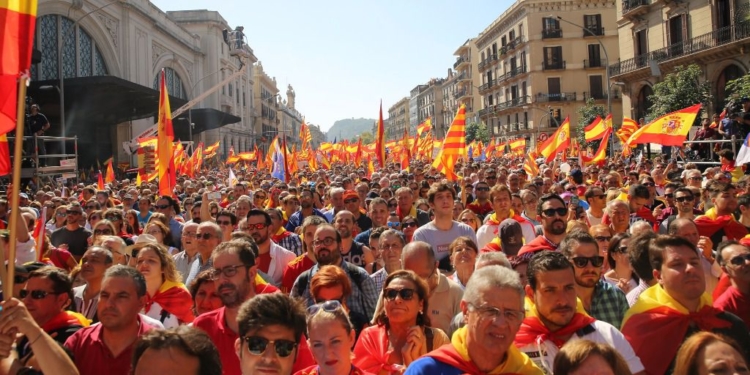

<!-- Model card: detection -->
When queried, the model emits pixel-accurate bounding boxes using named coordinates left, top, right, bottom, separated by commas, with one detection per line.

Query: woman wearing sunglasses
left=400, top=216, right=418, bottom=243
left=298, top=300, right=369, bottom=375
left=135, top=243, right=195, bottom=328
left=88, top=220, right=117, bottom=247
left=87, top=209, right=103, bottom=231
left=603, top=233, right=638, bottom=294
left=457, top=209, right=479, bottom=233
left=353, top=270, right=449, bottom=374
left=46, top=205, right=68, bottom=235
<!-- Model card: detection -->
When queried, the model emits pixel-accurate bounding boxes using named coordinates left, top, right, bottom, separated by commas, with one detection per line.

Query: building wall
left=253, top=62, right=280, bottom=154
left=387, top=97, right=410, bottom=140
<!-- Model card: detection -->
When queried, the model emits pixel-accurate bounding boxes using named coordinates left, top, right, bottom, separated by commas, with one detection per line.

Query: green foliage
left=359, top=131, right=374, bottom=144
left=576, top=98, right=607, bottom=147
left=725, top=74, right=750, bottom=105
left=648, top=64, right=712, bottom=125
left=465, top=122, right=490, bottom=144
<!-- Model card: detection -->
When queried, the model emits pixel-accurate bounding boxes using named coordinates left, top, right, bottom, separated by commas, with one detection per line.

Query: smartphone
left=570, top=195, right=579, bottom=208
left=208, top=192, right=221, bottom=201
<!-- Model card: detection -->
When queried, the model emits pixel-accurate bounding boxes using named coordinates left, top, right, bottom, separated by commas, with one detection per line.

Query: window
left=229, top=83, right=233, bottom=97
left=666, top=14, right=687, bottom=56
left=587, top=44, right=602, bottom=67
left=584, top=15, right=603, bottom=36
left=543, top=47, right=564, bottom=70
left=542, top=18, right=561, bottom=38
left=501, top=36, right=507, bottom=47
left=32, top=14, right=108, bottom=81
left=589, top=75, right=604, bottom=99
left=152, top=67, right=187, bottom=100
left=548, top=78, right=561, bottom=98
left=635, top=29, right=648, bottom=57
left=509, top=30, right=516, bottom=41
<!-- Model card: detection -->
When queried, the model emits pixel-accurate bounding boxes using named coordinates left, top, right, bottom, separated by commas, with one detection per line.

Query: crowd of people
left=0, top=150, right=749, bottom=375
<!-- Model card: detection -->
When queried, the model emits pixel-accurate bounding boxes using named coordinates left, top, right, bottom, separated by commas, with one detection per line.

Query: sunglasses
left=19, top=289, right=58, bottom=300
left=476, top=187, right=490, bottom=192
left=642, top=182, right=655, bottom=187
left=675, top=196, right=694, bottom=203
left=571, top=256, right=605, bottom=268
left=56, top=212, right=67, bottom=217
left=729, top=253, right=750, bottom=266
left=594, top=236, right=612, bottom=242
left=487, top=175, right=497, bottom=179
left=664, top=194, right=674, bottom=199
left=255, top=196, right=267, bottom=200
left=387, top=221, right=401, bottom=228
left=613, top=246, right=629, bottom=254
left=566, top=188, right=576, bottom=192
left=402, top=222, right=418, bottom=228
left=384, top=288, right=416, bottom=301
left=155, top=204, right=171, bottom=210
left=542, top=208, right=567, bottom=217
left=244, top=223, right=267, bottom=230
left=388, top=203, right=398, bottom=208
left=242, top=336, right=297, bottom=358
left=66, top=210, right=81, bottom=215
left=94, top=229, right=114, bottom=235
left=307, top=300, right=344, bottom=315
left=86, top=205, right=97, bottom=209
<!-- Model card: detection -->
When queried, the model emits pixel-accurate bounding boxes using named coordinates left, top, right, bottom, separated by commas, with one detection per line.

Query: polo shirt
left=193, top=306, right=315, bottom=375
left=714, top=285, right=750, bottom=328
left=281, top=255, right=315, bottom=294
left=64, top=315, right=156, bottom=375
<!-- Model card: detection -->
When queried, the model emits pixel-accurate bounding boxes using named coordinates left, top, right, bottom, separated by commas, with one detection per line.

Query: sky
left=151, top=0, right=510, bottom=132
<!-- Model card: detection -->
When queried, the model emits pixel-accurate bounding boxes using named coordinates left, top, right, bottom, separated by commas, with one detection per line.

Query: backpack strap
left=424, top=327, right=434, bottom=352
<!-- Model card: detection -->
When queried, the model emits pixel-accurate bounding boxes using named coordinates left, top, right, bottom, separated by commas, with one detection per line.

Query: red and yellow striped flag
left=584, top=114, right=612, bottom=142
left=105, top=158, right=115, bottom=183
left=1, top=0, right=38, bottom=135
left=157, top=69, right=176, bottom=197
left=431, top=104, right=467, bottom=181
left=376, top=101, right=385, bottom=168
left=300, top=121, right=312, bottom=150
left=625, top=104, right=701, bottom=147
left=509, top=138, right=526, bottom=155
left=582, top=128, right=612, bottom=166
left=417, top=118, right=431, bottom=136
left=539, top=116, right=571, bottom=163
left=523, top=152, right=539, bottom=178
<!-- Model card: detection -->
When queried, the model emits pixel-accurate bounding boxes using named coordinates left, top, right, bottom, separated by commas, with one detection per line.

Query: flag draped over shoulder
left=157, top=69, right=176, bottom=197
left=376, top=102, right=385, bottom=168
left=539, top=116, right=571, bottom=163
left=625, top=104, right=702, bottom=147
left=1, top=0, right=38, bottom=135
left=432, top=104, right=467, bottom=181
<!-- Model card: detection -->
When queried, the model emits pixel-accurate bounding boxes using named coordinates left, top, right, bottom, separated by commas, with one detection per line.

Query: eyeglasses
left=211, top=264, right=247, bottom=278
left=664, top=193, right=674, bottom=199
left=66, top=210, right=81, bottom=215
left=19, top=289, right=59, bottom=300
left=675, top=196, right=694, bottom=203
left=183, top=233, right=197, bottom=239
left=217, top=220, right=232, bottom=226
left=380, top=243, right=401, bottom=251
left=613, top=246, right=629, bottom=254
left=14, top=275, right=28, bottom=284
left=476, top=187, right=490, bottom=192
left=244, top=223, right=267, bottom=230
left=105, top=215, right=121, bottom=221
left=313, top=237, right=337, bottom=247
left=196, top=233, right=216, bottom=240
left=642, top=182, right=655, bottom=187
left=155, top=204, right=171, bottom=210
left=384, top=288, right=415, bottom=301
left=94, top=229, right=114, bottom=235
left=729, top=253, right=750, bottom=266
left=344, top=198, right=358, bottom=204
left=468, top=303, right=524, bottom=324
left=594, top=236, right=612, bottom=242
left=388, top=203, right=398, bottom=208
left=307, top=300, right=344, bottom=315
left=541, top=208, right=567, bottom=217
left=242, top=336, right=297, bottom=358
left=387, top=221, right=400, bottom=228
left=571, top=256, right=605, bottom=268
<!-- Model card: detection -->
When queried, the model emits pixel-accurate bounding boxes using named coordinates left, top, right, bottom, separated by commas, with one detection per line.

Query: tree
left=359, top=131, right=375, bottom=144
left=725, top=74, right=750, bottom=109
left=576, top=98, right=607, bottom=148
left=648, top=64, right=712, bottom=125
left=465, top=122, right=490, bottom=144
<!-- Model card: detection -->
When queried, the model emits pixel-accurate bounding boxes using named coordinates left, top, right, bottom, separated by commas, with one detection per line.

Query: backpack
left=294, top=263, right=369, bottom=307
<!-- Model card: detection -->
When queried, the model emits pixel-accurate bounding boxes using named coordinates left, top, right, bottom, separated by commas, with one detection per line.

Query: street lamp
left=57, top=0, right=123, bottom=156
left=188, top=67, right=226, bottom=151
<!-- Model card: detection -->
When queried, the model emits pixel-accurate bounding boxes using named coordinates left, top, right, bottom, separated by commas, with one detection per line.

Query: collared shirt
left=369, top=267, right=388, bottom=293
left=185, top=254, right=213, bottom=287
left=626, top=279, right=651, bottom=307
left=173, top=250, right=199, bottom=281
left=275, top=232, right=303, bottom=256
left=64, top=315, right=156, bottom=375
left=589, top=279, right=629, bottom=329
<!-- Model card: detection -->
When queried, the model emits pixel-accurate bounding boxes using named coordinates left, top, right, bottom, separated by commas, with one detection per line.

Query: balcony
left=583, top=26, right=605, bottom=37
left=507, top=35, right=526, bottom=52
left=543, top=60, right=566, bottom=70
left=453, top=55, right=469, bottom=69
left=583, top=91, right=621, bottom=101
left=542, top=28, right=562, bottom=39
left=508, top=65, right=527, bottom=78
left=478, top=59, right=488, bottom=71
left=609, top=22, right=750, bottom=77
left=584, top=59, right=606, bottom=68
left=453, top=89, right=467, bottom=99
left=489, top=53, right=500, bottom=66
left=496, top=96, right=531, bottom=112
left=622, top=0, right=649, bottom=18
left=457, top=73, right=470, bottom=82
left=536, top=92, right=577, bottom=102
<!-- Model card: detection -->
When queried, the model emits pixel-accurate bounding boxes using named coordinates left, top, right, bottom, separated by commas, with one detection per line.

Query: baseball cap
left=343, top=190, right=359, bottom=201
left=498, top=219, right=524, bottom=256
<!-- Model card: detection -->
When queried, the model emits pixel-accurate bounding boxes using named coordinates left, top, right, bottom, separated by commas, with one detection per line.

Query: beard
left=218, top=278, right=250, bottom=308
left=546, top=219, right=566, bottom=235
left=315, top=247, right=340, bottom=266
left=251, top=231, right=269, bottom=245
left=301, top=201, right=312, bottom=209
left=575, top=273, right=600, bottom=288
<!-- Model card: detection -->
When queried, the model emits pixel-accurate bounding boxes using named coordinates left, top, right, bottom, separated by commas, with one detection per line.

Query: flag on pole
left=0, top=134, right=10, bottom=175
left=97, top=171, right=104, bottom=190
left=625, top=104, right=702, bottom=147
left=539, top=116, right=571, bottom=163
left=581, top=128, right=612, bottom=166
left=282, top=135, right=291, bottom=182
left=584, top=115, right=612, bottom=142
left=431, top=104, right=467, bottom=181
left=734, top=132, right=750, bottom=166
left=523, top=152, right=539, bottom=178
left=0, top=0, right=38, bottom=135
left=376, top=101, right=386, bottom=168
left=157, top=69, right=176, bottom=197
left=510, top=138, right=526, bottom=155
left=105, top=158, right=115, bottom=183
left=300, top=121, right=312, bottom=150
left=227, top=168, right=238, bottom=187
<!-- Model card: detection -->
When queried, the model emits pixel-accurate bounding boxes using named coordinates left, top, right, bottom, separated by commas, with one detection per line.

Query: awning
left=173, top=108, right=241, bottom=140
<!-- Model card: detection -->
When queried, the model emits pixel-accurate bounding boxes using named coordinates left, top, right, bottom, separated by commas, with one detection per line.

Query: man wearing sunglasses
left=516, top=251, right=645, bottom=374
left=50, top=203, right=91, bottom=260
left=518, top=194, right=568, bottom=256
left=184, top=222, right=223, bottom=286
left=584, top=186, right=607, bottom=226
left=246, top=210, right=295, bottom=287
left=559, top=231, right=629, bottom=329
left=286, top=188, right=328, bottom=234
left=715, top=241, right=750, bottom=328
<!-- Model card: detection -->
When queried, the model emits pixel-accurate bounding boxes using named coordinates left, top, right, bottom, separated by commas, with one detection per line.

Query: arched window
left=717, top=64, right=745, bottom=108
left=31, top=14, right=109, bottom=81
left=153, top=67, right=188, bottom=100
left=636, top=85, right=654, bottom=121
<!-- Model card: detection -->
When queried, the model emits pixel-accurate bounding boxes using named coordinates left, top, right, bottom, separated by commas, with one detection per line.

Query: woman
left=135, top=243, right=195, bottom=327
left=297, top=300, right=372, bottom=375
left=674, top=332, right=749, bottom=375
left=448, top=236, right=477, bottom=290
left=457, top=209, right=480, bottom=232
left=87, top=209, right=103, bottom=230
left=401, top=216, right=418, bottom=243
left=553, top=339, right=632, bottom=375
left=143, top=221, right=178, bottom=255
left=88, top=220, right=117, bottom=246
left=188, top=269, right=223, bottom=316
left=46, top=206, right=67, bottom=235
left=310, top=265, right=368, bottom=338
left=452, top=200, right=465, bottom=220
left=125, top=209, right=142, bottom=235
left=415, top=199, right=429, bottom=213
left=353, top=270, right=449, bottom=374
left=604, top=233, right=638, bottom=293
left=387, top=198, right=398, bottom=212
left=234, top=196, right=252, bottom=223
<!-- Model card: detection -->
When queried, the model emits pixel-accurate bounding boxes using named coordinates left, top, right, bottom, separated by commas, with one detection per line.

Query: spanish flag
left=400, top=127, right=410, bottom=172
left=157, top=69, right=176, bottom=198
left=625, top=104, right=702, bottom=147
left=0, top=134, right=10, bottom=175
left=581, top=128, right=611, bottom=166
left=539, top=116, right=571, bottom=163
left=353, top=137, right=362, bottom=167
left=375, top=101, right=385, bottom=168
left=584, top=114, right=612, bottom=142
left=432, top=104, right=467, bottom=181
left=1, top=0, right=37, bottom=135
left=485, top=139, right=496, bottom=158
left=203, top=140, right=220, bottom=156
left=105, top=158, right=115, bottom=183
left=509, top=138, right=526, bottom=155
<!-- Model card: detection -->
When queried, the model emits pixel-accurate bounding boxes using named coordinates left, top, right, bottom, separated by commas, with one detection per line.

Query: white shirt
left=262, top=242, right=296, bottom=287
left=476, top=220, right=536, bottom=249
left=16, top=238, right=36, bottom=265
left=142, top=301, right=180, bottom=328
left=517, top=320, right=644, bottom=374
left=586, top=209, right=603, bottom=226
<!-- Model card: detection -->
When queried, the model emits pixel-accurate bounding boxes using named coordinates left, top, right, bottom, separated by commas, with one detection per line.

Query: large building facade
left=609, top=0, right=750, bottom=120
left=476, top=0, right=622, bottom=149
left=418, top=78, right=446, bottom=138
left=453, top=39, right=483, bottom=124
left=387, top=97, right=410, bottom=140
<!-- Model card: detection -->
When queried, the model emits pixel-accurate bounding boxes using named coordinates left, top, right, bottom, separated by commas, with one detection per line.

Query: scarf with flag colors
left=42, top=310, right=90, bottom=332
left=694, top=207, right=749, bottom=240
left=625, top=104, right=702, bottom=147
left=621, top=285, right=731, bottom=375
left=143, top=279, right=195, bottom=324
left=426, top=326, right=542, bottom=375
left=432, top=104, right=467, bottom=180
left=514, top=297, right=596, bottom=349
left=538, top=116, right=571, bottom=163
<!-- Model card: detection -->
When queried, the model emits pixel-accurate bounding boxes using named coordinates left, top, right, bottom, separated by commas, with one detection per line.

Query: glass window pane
left=40, top=15, right=58, bottom=80
left=78, top=28, right=92, bottom=77
left=94, top=47, right=108, bottom=75
left=61, top=17, right=76, bottom=78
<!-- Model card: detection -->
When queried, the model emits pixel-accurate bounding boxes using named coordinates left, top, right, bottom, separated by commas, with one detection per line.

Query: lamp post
left=57, top=0, right=122, bottom=156
left=188, top=68, right=226, bottom=152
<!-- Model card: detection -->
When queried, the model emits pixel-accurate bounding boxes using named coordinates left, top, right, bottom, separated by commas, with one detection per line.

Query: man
left=476, top=185, right=535, bottom=249
left=738, top=194, right=750, bottom=231
left=518, top=194, right=567, bottom=256
left=291, top=224, right=377, bottom=320
left=515, top=251, right=645, bottom=374
left=184, top=222, right=223, bottom=286
left=626, top=183, right=655, bottom=225
left=267, top=208, right=302, bottom=256
left=279, top=194, right=299, bottom=225
left=466, top=180, right=493, bottom=218
left=26, top=104, right=50, bottom=159
left=323, top=187, right=346, bottom=222
left=50, top=203, right=91, bottom=260
left=131, top=326, right=222, bottom=375
left=695, top=182, right=748, bottom=246
left=281, top=216, right=326, bottom=293
left=507, top=172, right=522, bottom=194
left=684, top=169, right=703, bottom=189
left=369, top=229, right=405, bottom=292
left=343, top=190, right=372, bottom=232
left=625, top=231, right=659, bottom=306
left=621, top=235, right=750, bottom=375
left=606, top=199, right=631, bottom=235
left=235, top=294, right=308, bottom=375
left=394, top=187, right=430, bottom=226
left=668, top=218, right=721, bottom=295
left=246, top=209, right=295, bottom=287
left=194, top=240, right=313, bottom=375
left=155, top=195, right=184, bottom=249
left=584, top=186, right=607, bottom=226
left=412, top=183, right=477, bottom=265
left=173, top=222, right=199, bottom=281
left=354, top=197, right=389, bottom=244
left=333, top=210, right=373, bottom=268
left=659, top=187, right=701, bottom=233
left=73, top=246, right=114, bottom=322
left=65, top=266, right=157, bottom=375
left=216, top=211, right=238, bottom=242
left=714, top=241, right=750, bottom=327
left=405, top=266, right=542, bottom=375
left=286, top=188, right=327, bottom=233
left=399, top=241, right=463, bottom=336
left=559, top=231, right=629, bottom=328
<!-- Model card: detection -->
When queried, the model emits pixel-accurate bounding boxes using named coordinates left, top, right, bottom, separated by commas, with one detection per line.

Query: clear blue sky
left=152, top=0, right=510, bottom=132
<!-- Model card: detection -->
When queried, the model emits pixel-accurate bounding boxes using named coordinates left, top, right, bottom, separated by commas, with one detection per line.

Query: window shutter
left=682, top=14, right=688, bottom=41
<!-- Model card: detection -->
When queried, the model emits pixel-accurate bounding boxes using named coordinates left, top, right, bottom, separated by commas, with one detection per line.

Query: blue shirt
left=404, top=357, right=462, bottom=375
left=285, top=208, right=328, bottom=232
left=354, top=228, right=371, bottom=244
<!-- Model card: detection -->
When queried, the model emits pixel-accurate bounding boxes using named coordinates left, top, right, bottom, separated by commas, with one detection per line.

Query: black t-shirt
left=355, top=213, right=372, bottom=233
left=341, top=241, right=366, bottom=268
left=27, top=113, right=49, bottom=133
left=50, top=227, right=92, bottom=257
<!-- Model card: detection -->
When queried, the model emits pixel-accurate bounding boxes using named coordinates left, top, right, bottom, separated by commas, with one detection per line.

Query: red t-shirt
left=257, top=252, right=272, bottom=274
left=714, top=285, right=750, bottom=328
left=193, top=306, right=315, bottom=375
left=281, top=255, right=315, bottom=294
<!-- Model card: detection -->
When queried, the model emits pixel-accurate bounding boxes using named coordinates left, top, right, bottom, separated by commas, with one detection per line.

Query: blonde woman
left=135, top=243, right=194, bottom=327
